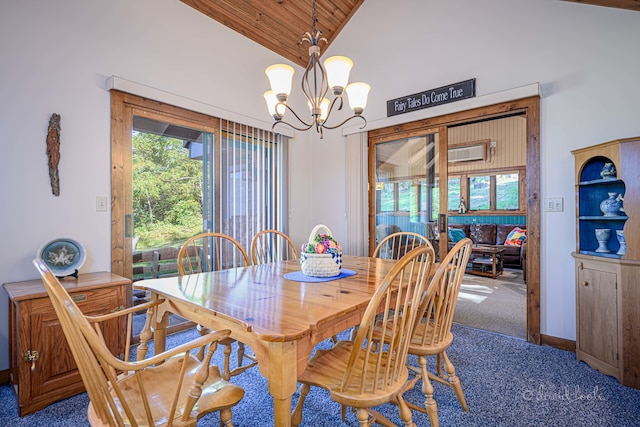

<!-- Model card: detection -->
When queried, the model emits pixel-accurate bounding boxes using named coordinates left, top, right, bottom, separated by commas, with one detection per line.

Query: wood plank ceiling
left=181, top=0, right=638, bottom=68
left=180, top=0, right=364, bottom=67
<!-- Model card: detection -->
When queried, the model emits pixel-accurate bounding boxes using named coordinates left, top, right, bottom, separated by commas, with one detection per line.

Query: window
left=449, top=171, right=522, bottom=213
left=469, top=176, right=490, bottom=210
left=447, top=177, right=461, bottom=211
left=380, top=182, right=395, bottom=212
left=496, top=173, right=519, bottom=210
left=398, top=181, right=412, bottom=212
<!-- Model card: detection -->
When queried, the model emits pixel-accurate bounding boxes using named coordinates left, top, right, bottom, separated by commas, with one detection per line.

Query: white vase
left=595, top=228, right=611, bottom=253
left=600, top=192, right=622, bottom=216
left=616, top=230, right=626, bottom=256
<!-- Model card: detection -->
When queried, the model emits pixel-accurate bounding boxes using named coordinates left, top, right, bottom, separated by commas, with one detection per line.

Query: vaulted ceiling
left=180, top=0, right=639, bottom=68
left=180, top=0, right=365, bottom=67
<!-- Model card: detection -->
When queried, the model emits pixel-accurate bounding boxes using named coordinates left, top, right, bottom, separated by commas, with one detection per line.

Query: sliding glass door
left=371, top=130, right=445, bottom=257
left=111, top=91, right=288, bottom=282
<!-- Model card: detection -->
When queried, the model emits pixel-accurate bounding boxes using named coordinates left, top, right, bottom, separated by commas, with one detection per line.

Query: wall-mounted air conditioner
left=448, top=141, right=489, bottom=163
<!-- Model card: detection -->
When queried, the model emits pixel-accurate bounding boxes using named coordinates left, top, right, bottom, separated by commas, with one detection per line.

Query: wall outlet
left=546, top=197, right=563, bottom=212
left=96, top=196, right=108, bottom=212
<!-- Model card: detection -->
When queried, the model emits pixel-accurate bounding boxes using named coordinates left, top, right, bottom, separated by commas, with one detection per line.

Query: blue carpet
left=2, top=324, right=640, bottom=426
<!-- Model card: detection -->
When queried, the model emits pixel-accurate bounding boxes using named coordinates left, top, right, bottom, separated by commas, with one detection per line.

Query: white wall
left=0, top=0, right=314, bottom=370
left=1, top=0, right=639, bottom=371
left=311, top=0, right=640, bottom=340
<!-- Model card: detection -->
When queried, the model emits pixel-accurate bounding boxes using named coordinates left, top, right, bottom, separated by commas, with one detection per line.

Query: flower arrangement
left=301, top=233, right=342, bottom=256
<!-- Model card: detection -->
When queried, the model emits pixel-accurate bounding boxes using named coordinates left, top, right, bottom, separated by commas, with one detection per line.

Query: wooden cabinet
left=3, top=272, right=131, bottom=416
left=572, top=137, right=640, bottom=389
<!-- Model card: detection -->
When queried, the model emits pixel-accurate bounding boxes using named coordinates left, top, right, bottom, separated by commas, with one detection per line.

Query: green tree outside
left=132, top=132, right=203, bottom=250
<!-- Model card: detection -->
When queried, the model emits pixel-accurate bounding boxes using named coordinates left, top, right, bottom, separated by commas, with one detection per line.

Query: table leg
left=492, top=253, right=497, bottom=279
left=267, top=341, right=297, bottom=427
left=151, top=294, right=170, bottom=354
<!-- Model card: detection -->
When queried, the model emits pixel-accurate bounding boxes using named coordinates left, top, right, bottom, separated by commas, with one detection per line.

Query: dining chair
left=372, top=231, right=430, bottom=260
left=291, top=245, right=437, bottom=427
left=178, top=232, right=251, bottom=275
left=32, top=258, right=244, bottom=427
left=250, top=229, right=299, bottom=264
left=177, top=232, right=257, bottom=380
left=404, top=237, right=473, bottom=427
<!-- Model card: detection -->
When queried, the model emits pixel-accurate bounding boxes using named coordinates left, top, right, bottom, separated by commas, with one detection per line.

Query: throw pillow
left=505, top=227, right=526, bottom=246
left=448, top=228, right=466, bottom=243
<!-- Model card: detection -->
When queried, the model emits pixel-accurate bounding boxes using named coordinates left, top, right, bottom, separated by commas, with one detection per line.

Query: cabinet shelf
left=579, top=178, right=624, bottom=186
left=579, top=250, right=622, bottom=259
left=572, top=137, right=640, bottom=390
left=579, top=215, right=628, bottom=221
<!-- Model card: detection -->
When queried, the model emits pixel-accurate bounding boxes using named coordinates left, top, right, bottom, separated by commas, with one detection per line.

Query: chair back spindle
left=372, top=231, right=431, bottom=260
left=250, top=229, right=298, bottom=264
left=178, top=232, right=250, bottom=275
left=415, top=238, right=472, bottom=348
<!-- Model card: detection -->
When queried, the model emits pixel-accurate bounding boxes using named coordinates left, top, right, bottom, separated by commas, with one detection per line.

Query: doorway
left=109, top=90, right=219, bottom=291
left=368, top=96, right=540, bottom=343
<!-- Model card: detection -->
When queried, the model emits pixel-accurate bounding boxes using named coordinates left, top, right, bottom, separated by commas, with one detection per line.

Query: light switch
left=96, top=196, right=108, bottom=212
left=546, top=197, right=563, bottom=212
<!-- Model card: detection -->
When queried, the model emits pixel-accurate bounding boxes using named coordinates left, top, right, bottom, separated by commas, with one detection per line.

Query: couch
left=448, top=223, right=526, bottom=269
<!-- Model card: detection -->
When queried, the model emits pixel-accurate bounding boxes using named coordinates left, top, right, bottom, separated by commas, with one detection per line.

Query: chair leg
left=356, top=408, right=370, bottom=427
left=442, top=351, right=468, bottom=412
left=220, top=408, right=233, bottom=427
left=291, top=383, right=310, bottom=427
left=221, top=343, right=232, bottom=381
left=418, top=355, right=439, bottom=427
left=237, top=342, right=246, bottom=367
left=397, top=394, right=417, bottom=427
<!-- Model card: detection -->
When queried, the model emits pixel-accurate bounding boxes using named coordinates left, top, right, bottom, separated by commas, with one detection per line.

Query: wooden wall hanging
left=46, top=113, right=61, bottom=196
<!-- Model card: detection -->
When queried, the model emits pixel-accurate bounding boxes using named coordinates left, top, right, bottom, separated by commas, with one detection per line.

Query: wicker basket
left=300, top=224, right=342, bottom=277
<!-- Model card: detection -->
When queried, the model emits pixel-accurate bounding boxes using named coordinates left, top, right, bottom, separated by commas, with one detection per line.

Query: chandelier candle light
left=263, top=0, right=370, bottom=138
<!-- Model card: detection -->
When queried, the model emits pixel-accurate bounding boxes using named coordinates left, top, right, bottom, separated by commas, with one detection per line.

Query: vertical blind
left=217, top=119, right=289, bottom=252
left=346, top=132, right=369, bottom=256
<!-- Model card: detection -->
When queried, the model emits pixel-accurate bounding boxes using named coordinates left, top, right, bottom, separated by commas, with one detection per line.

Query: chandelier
left=263, top=0, right=370, bottom=138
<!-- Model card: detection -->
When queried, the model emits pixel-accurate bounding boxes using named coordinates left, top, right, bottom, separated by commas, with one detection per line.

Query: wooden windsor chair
left=177, top=232, right=257, bottom=381
left=291, top=245, right=437, bottom=427
left=405, top=237, right=473, bottom=427
left=372, top=231, right=430, bottom=260
left=32, top=258, right=244, bottom=427
left=250, top=229, right=298, bottom=264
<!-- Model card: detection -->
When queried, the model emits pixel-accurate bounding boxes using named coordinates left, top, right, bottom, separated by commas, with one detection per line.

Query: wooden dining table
left=133, top=255, right=398, bottom=427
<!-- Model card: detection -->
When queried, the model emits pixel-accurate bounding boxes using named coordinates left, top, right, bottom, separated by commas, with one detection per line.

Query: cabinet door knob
left=24, top=350, right=39, bottom=371
left=582, top=281, right=589, bottom=287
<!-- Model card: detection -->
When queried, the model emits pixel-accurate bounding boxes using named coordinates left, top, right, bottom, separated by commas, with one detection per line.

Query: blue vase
left=600, top=162, right=617, bottom=179
left=600, top=192, right=622, bottom=216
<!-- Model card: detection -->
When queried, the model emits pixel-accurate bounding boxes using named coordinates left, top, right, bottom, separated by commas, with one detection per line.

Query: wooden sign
left=386, top=79, right=476, bottom=117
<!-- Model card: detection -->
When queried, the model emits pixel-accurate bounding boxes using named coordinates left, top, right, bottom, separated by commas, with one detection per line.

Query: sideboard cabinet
left=3, top=272, right=131, bottom=416
left=572, top=137, right=640, bottom=389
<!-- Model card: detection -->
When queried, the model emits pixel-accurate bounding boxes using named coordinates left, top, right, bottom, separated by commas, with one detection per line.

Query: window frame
left=448, top=167, right=526, bottom=215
